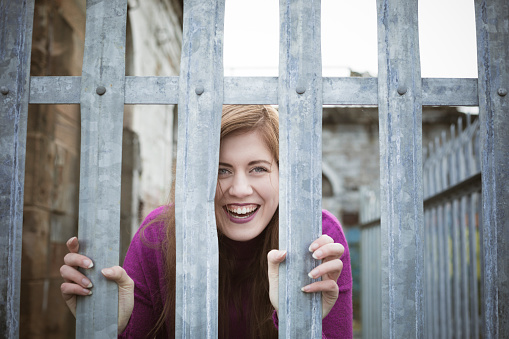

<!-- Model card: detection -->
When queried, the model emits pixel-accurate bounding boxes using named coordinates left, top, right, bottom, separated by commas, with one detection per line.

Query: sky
left=223, top=0, right=478, bottom=79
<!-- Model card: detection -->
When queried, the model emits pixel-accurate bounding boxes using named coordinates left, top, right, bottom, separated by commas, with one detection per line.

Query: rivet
left=497, top=88, right=507, bottom=97
left=0, top=86, right=9, bottom=95
left=296, top=86, right=306, bottom=94
left=397, top=85, right=407, bottom=95
left=195, top=85, right=204, bottom=95
left=96, top=86, right=106, bottom=95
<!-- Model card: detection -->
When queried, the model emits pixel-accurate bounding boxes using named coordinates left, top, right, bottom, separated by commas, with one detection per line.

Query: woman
left=60, top=105, right=353, bottom=338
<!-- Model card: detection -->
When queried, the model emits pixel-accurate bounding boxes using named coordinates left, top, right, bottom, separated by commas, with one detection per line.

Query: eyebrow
left=219, top=160, right=273, bottom=167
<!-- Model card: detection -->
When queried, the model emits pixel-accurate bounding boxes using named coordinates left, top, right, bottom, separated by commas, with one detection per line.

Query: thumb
left=101, top=266, right=134, bottom=290
left=267, top=250, right=286, bottom=313
left=101, top=266, right=134, bottom=333
left=267, top=250, right=286, bottom=281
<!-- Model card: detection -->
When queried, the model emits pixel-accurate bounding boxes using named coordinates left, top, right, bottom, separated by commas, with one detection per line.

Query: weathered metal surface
left=30, top=76, right=480, bottom=106
left=174, top=0, right=224, bottom=337
left=474, top=0, right=509, bottom=337
left=421, top=78, right=479, bottom=106
left=360, top=216, right=381, bottom=339
left=278, top=0, right=322, bottom=337
left=75, top=0, right=127, bottom=338
left=29, top=76, right=81, bottom=104
left=376, top=0, right=424, bottom=337
left=0, top=1, right=35, bottom=337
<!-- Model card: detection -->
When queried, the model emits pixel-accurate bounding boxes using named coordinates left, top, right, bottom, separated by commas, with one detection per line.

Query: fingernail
left=301, top=285, right=310, bottom=292
left=102, top=268, right=113, bottom=276
left=308, top=269, right=319, bottom=279
left=67, top=237, right=76, bottom=246
left=82, top=278, right=92, bottom=288
left=312, top=250, right=323, bottom=259
left=83, top=260, right=93, bottom=268
left=278, top=250, right=287, bottom=260
left=309, top=243, right=319, bottom=252
left=83, top=289, right=92, bottom=295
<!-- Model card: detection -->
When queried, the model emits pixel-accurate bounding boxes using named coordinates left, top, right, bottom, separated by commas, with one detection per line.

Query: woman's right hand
left=60, top=237, right=135, bottom=333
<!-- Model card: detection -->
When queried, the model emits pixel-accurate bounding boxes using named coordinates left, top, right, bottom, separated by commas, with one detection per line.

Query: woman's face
left=215, top=130, right=279, bottom=241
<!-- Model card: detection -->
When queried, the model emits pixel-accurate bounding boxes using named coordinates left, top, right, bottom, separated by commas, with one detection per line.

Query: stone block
left=20, top=280, right=46, bottom=339
left=24, top=134, right=56, bottom=209
left=22, top=207, right=50, bottom=280
left=51, top=143, right=79, bottom=215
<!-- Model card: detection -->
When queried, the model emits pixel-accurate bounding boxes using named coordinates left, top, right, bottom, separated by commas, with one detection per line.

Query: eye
left=251, top=166, right=268, bottom=173
left=218, top=168, right=231, bottom=176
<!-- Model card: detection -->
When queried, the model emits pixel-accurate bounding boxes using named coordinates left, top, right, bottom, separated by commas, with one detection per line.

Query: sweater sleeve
left=271, top=210, right=353, bottom=339
left=119, top=207, right=168, bottom=339
left=322, top=210, right=353, bottom=339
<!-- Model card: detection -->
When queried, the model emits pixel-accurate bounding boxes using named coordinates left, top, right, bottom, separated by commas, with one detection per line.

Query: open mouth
left=224, top=204, right=259, bottom=220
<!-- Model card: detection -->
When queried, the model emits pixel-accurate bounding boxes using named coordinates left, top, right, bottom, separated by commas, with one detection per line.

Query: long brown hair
left=151, top=105, right=280, bottom=338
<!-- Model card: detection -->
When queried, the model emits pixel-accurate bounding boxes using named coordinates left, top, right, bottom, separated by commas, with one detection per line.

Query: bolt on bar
left=475, top=0, right=509, bottom=337
left=75, top=0, right=128, bottom=338
left=174, top=0, right=224, bottom=337
left=278, top=0, right=323, bottom=337
left=0, top=1, right=35, bottom=338
left=376, top=0, right=425, bottom=337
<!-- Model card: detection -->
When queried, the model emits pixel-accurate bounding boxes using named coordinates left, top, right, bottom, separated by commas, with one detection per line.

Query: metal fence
left=360, top=115, right=484, bottom=338
left=1, top=0, right=508, bottom=338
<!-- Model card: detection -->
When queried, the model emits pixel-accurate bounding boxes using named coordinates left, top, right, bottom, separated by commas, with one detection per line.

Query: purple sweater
left=119, top=206, right=352, bottom=338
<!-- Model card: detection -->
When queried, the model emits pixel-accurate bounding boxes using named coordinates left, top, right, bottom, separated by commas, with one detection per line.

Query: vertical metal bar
left=430, top=208, right=440, bottom=339
left=469, top=193, right=480, bottom=338
left=376, top=0, right=424, bottom=337
left=75, top=0, right=127, bottom=337
left=437, top=204, right=447, bottom=339
left=372, top=225, right=382, bottom=338
left=460, top=195, right=470, bottom=338
left=0, top=0, right=35, bottom=337
left=278, top=0, right=322, bottom=337
left=424, top=210, right=432, bottom=339
left=175, top=0, right=224, bottom=337
left=450, top=125, right=462, bottom=338
left=474, top=0, right=509, bottom=337
left=361, top=230, right=367, bottom=339
left=458, top=119, right=470, bottom=338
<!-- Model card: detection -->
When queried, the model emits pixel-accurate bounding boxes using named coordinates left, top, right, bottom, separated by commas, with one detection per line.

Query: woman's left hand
left=267, top=234, right=344, bottom=319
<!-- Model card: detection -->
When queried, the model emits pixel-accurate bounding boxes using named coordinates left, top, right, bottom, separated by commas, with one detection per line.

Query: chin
left=222, top=226, right=264, bottom=242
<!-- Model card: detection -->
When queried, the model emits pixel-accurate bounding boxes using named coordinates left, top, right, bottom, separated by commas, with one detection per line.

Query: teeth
left=227, top=205, right=257, bottom=215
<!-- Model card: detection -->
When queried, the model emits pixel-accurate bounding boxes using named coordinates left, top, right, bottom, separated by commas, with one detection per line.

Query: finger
left=307, top=259, right=343, bottom=281
left=101, top=266, right=134, bottom=290
left=64, top=252, right=94, bottom=269
left=308, top=234, right=334, bottom=253
left=301, top=279, right=339, bottom=294
left=267, top=250, right=286, bottom=279
left=60, top=265, right=93, bottom=288
left=61, top=282, right=93, bottom=298
left=66, top=236, right=79, bottom=253
left=311, top=242, right=344, bottom=261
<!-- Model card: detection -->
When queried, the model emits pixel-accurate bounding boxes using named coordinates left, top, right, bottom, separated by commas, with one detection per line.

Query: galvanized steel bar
left=29, top=76, right=479, bottom=106
left=174, top=0, right=224, bottom=337
left=459, top=195, right=470, bottom=338
left=474, top=0, right=509, bottom=337
left=376, top=0, right=424, bottom=337
left=278, top=0, right=322, bottom=337
left=469, top=193, right=480, bottom=339
left=75, top=0, right=128, bottom=337
left=0, top=0, right=35, bottom=337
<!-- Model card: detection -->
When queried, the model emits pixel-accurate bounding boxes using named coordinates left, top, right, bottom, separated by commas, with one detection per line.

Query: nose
left=228, top=173, right=253, bottom=198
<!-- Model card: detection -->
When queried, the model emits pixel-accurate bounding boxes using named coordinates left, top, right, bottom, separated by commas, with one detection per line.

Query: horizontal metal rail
left=29, top=76, right=479, bottom=106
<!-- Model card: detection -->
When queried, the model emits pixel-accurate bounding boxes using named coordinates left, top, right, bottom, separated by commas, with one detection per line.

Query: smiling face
left=215, top=130, right=279, bottom=241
